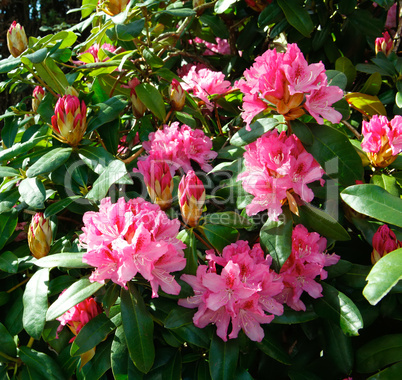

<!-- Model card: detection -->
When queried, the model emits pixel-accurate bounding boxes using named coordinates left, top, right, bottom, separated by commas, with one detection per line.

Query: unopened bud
left=375, top=31, right=394, bottom=56
left=32, top=86, right=45, bottom=113
left=28, top=213, right=52, bottom=259
left=7, top=21, right=28, bottom=58
left=169, top=79, right=186, bottom=111
left=99, top=0, right=129, bottom=16
left=371, top=224, right=402, bottom=264
left=128, top=78, right=147, bottom=118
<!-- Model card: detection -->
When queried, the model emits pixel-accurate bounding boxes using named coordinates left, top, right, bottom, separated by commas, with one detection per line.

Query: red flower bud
left=7, top=21, right=28, bottom=58
left=372, top=224, right=402, bottom=264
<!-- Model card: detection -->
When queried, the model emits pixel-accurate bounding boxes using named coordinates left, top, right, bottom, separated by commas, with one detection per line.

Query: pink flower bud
left=28, top=213, right=52, bottom=259
left=137, top=158, right=174, bottom=210
left=51, top=95, right=87, bottom=147
left=32, top=86, right=45, bottom=113
left=169, top=79, right=186, bottom=111
left=178, top=170, right=205, bottom=227
left=372, top=224, right=402, bottom=264
left=98, top=0, right=129, bottom=16
left=7, top=21, right=28, bottom=58
left=375, top=32, right=394, bottom=56
left=127, top=78, right=147, bottom=118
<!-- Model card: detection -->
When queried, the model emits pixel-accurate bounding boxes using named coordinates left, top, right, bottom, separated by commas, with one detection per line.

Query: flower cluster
left=80, top=197, right=186, bottom=297
left=236, top=44, right=343, bottom=129
left=79, top=43, right=116, bottom=63
left=238, top=129, right=325, bottom=221
left=141, top=122, right=217, bottom=173
left=361, top=114, right=402, bottom=167
left=278, top=225, right=340, bottom=311
left=180, top=65, right=232, bottom=112
left=191, top=37, right=231, bottom=56
left=179, top=241, right=284, bottom=342
left=371, top=224, right=402, bottom=264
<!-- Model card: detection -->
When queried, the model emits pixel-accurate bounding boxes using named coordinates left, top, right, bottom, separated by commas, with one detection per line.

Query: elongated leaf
left=71, top=313, right=115, bottom=356
left=230, top=118, right=282, bottom=146
left=360, top=72, right=382, bottom=96
left=33, top=58, right=68, bottom=94
left=46, top=278, right=104, bottom=321
left=313, top=283, right=363, bottom=336
left=341, top=184, right=402, bottom=227
left=201, top=224, right=239, bottom=252
left=0, top=322, right=17, bottom=357
left=0, top=211, right=18, bottom=250
left=135, top=83, right=166, bottom=121
left=121, top=283, right=155, bottom=373
left=326, top=70, right=348, bottom=90
left=23, top=268, right=50, bottom=340
left=26, top=148, right=72, bottom=178
left=35, top=252, right=91, bottom=269
left=356, top=334, right=402, bottom=373
left=44, top=196, right=82, bottom=218
left=368, top=360, right=402, bottom=380
left=78, top=146, right=115, bottom=175
left=260, top=208, right=292, bottom=272
left=87, top=96, right=127, bottom=133
left=0, top=251, right=19, bottom=273
left=335, top=57, right=356, bottom=89
left=345, top=93, right=387, bottom=117
left=209, top=334, right=239, bottom=380
left=202, top=211, right=252, bottom=228
left=0, top=189, right=20, bottom=213
left=77, top=339, right=112, bottom=380
left=19, top=346, right=66, bottom=380
left=257, top=329, right=291, bottom=364
left=363, top=248, right=402, bottom=305
left=273, top=308, right=318, bottom=324
left=214, top=0, right=237, bottom=14
left=116, top=19, right=145, bottom=40
left=18, top=177, right=46, bottom=209
left=177, top=229, right=198, bottom=275
left=277, top=0, right=314, bottom=37
left=0, top=166, right=19, bottom=177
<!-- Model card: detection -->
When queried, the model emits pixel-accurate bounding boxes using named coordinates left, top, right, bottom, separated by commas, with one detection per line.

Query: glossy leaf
left=202, top=211, right=252, bottom=228
left=360, top=72, right=382, bottom=95
left=277, top=0, right=314, bottom=37
left=201, top=224, right=239, bottom=252
left=313, top=283, right=363, bottom=336
left=0, top=166, right=19, bottom=177
left=368, top=360, right=402, bottom=379
left=116, top=19, right=145, bottom=40
left=0, top=211, right=18, bottom=250
left=26, top=148, right=72, bottom=178
left=272, top=308, right=318, bottom=324
left=326, top=70, right=348, bottom=90
left=214, top=0, right=237, bottom=13
left=46, top=278, right=104, bottom=321
left=135, top=83, right=166, bottom=121
left=345, top=93, right=387, bottom=117
left=77, top=339, right=112, bottom=380
left=18, top=177, right=46, bottom=209
left=257, top=329, right=292, bottom=365
left=44, top=196, right=82, bottom=218
left=0, top=322, right=17, bottom=357
left=335, top=57, right=356, bottom=88
left=78, top=146, right=115, bottom=175
left=341, top=184, right=402, bottom=228
left=363, top=248, right=402, bottom=305
left=23, top=268, right=50, bottom=340
left=34, top=252, right=91, bottom=269
left=121, top=283, right=155, bottom=373
left=87, top=96, right=127, bottom=133
left=0, top=188, right=21, bottom=213
left=177, top=229, right=198, bottom=275
left=209, top=334, right=239, bottom=380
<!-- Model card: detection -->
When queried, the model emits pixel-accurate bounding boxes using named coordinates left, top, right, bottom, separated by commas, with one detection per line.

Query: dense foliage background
left=1, top=0, right=402, bottom=379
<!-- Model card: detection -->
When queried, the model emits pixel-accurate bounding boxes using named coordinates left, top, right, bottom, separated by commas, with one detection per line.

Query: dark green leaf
left=0, top=166, right=19, bottom=177
left=164, top=307, right=195, bottom=329
left=142, top=48, right=164, bottom=68
left=209, top=335, right=239, bottom=380
left=368, top=360, right=402, bottom=380
left=360, top=72, right=383, bottom=96
left=0, top=56, right=20, bottom=73
left=272, top=308, right=318, bottom=324
left=335, top=57, right=357, bottom=89
left=35, top=252, right=91, bottom=269
left=371, top=174, right=400, bottom=197
left=78, top=146, right=115, bottom=174
left=170, top=323, right=210, bottom=349
left=341, top=184, right=402, bottom=227
left=363, top=248, right=402, bottom=305
left=135, top=83, right=166, bottom=121
left=23, top=268, right=50, bottom=340
left=326, top=70, right=348, bottom=90
left=313, top=282, right=363, bottom=336
left=116, top=19, right=145, bottom=40
left=121, top=283, right=155, bottom=373
left=177, top=229, right=198, bottom=275
left=258, top=2, right=283, bottom=27
left=18, top=177, right=46, bottom=209
left=290, top=119, right=314, bottom=145
left=0, top=251, right=19, bottom=273
left=202, top=211, right=252, bottom=228
left=159, top=7, right=196, bottom=17
left=22, top=48, right=48, bottom=64
left=44, top=196, right=82, bottom=218
left=0, top=322, right=17, bottom=357
left=46, top=278, right=104, bottom=321
left=260, top=207, right=292, bottom=272
left=26, top=148, right=72, bottom=178
left=0, top=188, right=20, bottom=213
left=277, top=0, right=314, bottom=37
left=201, top=224, right=239, bottom=252
left=77, top=338, right=112, bottom=380
left=87, top=96, right=127, bottom=133
left=257, top=329, right=291, bottom=364
left=348, top=9, right=384, bottom=38
left=0, top=211, right=18, bottom=250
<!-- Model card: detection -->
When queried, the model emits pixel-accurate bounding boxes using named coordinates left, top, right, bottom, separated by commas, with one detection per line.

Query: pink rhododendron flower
left=361, top=114, right=402, bottom=167
left=179, top=240, right=284, bottom=342
left=141, top=122, right=217, bottom=173
left=371, top=224, right=402, bottom=264
left=236, top=43, right=343, bottom=130
left=191, top=37, right=231, bottom=56
left=237, top=129, right=325, bottom=221
left=375, top=31, right=394, bottom=56
left=180, top=65, right=232, bottom=112
left=79, top=43, right=116, bottom=63
left=277, top=225, right=340, bottom=311
left=56, top=296, right=102, bottom=341
left=80, top=197, right=186, bottom=296
left=385, top=3, right=398, bottom=31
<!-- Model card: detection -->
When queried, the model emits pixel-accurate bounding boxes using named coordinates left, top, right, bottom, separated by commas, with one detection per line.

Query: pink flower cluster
left=238, top=129, right=325, bottom=221
left=141, top=122, right=218, bottom=173
left=180, top=65, right=232, bottom=112
left=191, top=37, right=231, bottom=56
left=277, top=225, right=340, bottom=311
left=236, top=44, right=343, bottom=129
left=56, top=296, right=102, bottom=341
left=179, top=241, right=284, bottom=342
left=80, top=197, right=186, bottom=297
left=79, top=43, right=116, bottom=63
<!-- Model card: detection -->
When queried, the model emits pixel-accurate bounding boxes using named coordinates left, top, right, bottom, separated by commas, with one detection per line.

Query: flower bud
left=99, top=0, right=129, bottom=16
left=128, top=78, right=147, bottom=118
left=371, top=224, right=402, bottom=264
left=169, top=79, right=186, bottom=111
left=28, top=212, right=52, bottom=259
left=7, top=21, right=28, bottom=58
left=178, top=170, right=205, bottom=227
left=375, top=31, right=394, bottom=56
left=137, top=158, right=173, bottom=210
left=32, top=86, right=45, bottom=113
left=51, top=95, right=87, bottom=147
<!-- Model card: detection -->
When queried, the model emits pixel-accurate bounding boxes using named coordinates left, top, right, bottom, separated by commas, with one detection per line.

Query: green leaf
left=341, top=184, right=402, bottom=228
left=313, top=282, right=363, bottom=336
left=363, top=248, right=402, bottom=305
left=177, top=229, right=198, bottom=275
left=260, top=207, right=292, bottom=272
left=87, top=96, right=127, bottom=133
left=0, top=251, right=19, bottom=273
left=170, top=323, right=210, bottom=349
left=258, top=2, right=283, bottom=27
left=202, top=211, right=252, bottom=228
left=78, top=146, right=115, bottom=174
left=201, top=224, right=239, bottom=252
left=22, top=268, right=50, bottom=340
left=230, top=118, right=282, bottom=147
left=159, top=7, right=196, bottom=17
left=290, top=119, right=314, bottom=146
left=214, top=0, right=237, bottom=14
left=86, top=159, right=130, bottom=201
left=142, top=48, right=164, bottom=68
left=71, top=313, right=115, bottom=356
left=360, top=72, right=383, bottom=96
left=209, top=335, right=239, bottom=380
left=46, top=278, right=104, bottom=321
left=368, top=360, right=402, bottom=380
left=77, top=339, right=112, bottom=380
left=0, top=56, right=20, bottom=74
left=335, top=57, right=357, bottom=89
left=0, top=211, right=18, bottom=250
left=257, top=329, right=292, bottom=364
left=0, top=322, right=17, bottom=357
left=116, top=19, right=145, bottom=40
left=273, top=308, right=317, bottom=324
left=0, top=166, right=19, bottom=177
left=121, top=283, right=155, bottom=373
left=277, top=0, right=314, bottom=37
left=371, top=174, right=400, bottom=197
left=345, top=93, right=387, bottom=117
left=356, top=334, right=402, bottom=373
left=19, top=346, right=66, bottom=380
left=348, top=8, right=384, bottom=38
left=44, top=196, right=82, bottom=218
left=26, top=148, right=72, bottom=178
left=164, top=307, right=195, bottom=329
left=326, top=70, right=348, bottom=90
left=33, top=58, right=69, bottom=94
left=35, top=252, right=91, bottom=269
left=22, top=48, right=48, bottom=64
left=18, top=177, right=46, bottom=209
left=293, top=204, right=350, bottom=241
left=135, top=83, right=166, bottom=121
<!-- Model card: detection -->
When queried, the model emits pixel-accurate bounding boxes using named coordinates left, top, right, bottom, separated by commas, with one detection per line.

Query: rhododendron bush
left=1, top=0, right=402, bottom=379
